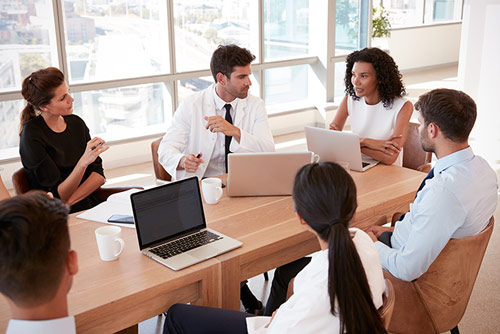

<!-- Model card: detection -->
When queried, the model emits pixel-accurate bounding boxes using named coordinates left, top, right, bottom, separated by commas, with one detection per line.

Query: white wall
left=388, top=23, right=462, bottom=72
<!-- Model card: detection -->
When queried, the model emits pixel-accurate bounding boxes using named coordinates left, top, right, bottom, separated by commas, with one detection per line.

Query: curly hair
left=344, top=48, right=406, bottom=108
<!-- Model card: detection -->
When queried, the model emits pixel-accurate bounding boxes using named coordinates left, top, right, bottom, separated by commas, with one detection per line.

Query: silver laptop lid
left=227, top=151, right=315, bottom=196
left=131, top=177, right=206, bottom=250
left=304, top=126, right=368, bottom=171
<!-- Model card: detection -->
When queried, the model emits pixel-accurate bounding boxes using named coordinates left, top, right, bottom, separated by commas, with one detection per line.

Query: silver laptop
left=227, top=152, right=315, bottom=196
left=130, top=177, right=242, bottom=271
left=304, top=126, right=378, bottom=172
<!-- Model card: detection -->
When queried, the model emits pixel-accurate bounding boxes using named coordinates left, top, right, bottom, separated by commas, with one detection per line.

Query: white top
left=347, top=96, right=408, bottom=166
left=246, top=228, right=385, bottom=334
left=158, top=84, right=275, bottom=181
left=6, top=316, right=76, bottom=334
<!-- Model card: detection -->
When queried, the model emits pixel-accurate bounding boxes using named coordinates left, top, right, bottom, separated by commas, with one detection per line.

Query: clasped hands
left=360, top=134, right=403, bottom=156
left=366, top=225, right=394, bottom=243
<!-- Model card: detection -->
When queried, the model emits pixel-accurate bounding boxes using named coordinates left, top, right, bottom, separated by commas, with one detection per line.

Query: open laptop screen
left=131, top=177, right=206, bottom=249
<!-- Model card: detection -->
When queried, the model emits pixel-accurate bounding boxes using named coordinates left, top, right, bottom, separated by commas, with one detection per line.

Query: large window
left=4, top=0, right=437, bottom=160
left=63, top=1, right=170, bottom=83
left=381, top=0, right=462, bottom=28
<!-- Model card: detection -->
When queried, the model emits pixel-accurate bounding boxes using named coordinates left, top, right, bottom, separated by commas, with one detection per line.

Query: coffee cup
left=337, top=160, right=350, bottom=172
left=202, top=177, right=223, bottom=204
left=95, top=226, right=125, bottom=261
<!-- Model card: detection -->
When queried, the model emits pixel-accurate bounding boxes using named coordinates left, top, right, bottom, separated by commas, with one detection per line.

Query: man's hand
left=178, top=154, right=204, bottom=173
left=366, top=225, right=394, bottom=240
left=204, top=116, right=241, bottom=140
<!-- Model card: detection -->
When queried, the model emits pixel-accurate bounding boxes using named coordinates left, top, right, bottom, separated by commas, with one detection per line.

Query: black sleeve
left=82, top=120, right=105, bottom=179
left=19, top=122, right=62, bottom=196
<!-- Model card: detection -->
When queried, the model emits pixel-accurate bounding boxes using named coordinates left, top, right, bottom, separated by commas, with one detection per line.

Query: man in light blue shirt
left=367, top=88, right=498, bottom=281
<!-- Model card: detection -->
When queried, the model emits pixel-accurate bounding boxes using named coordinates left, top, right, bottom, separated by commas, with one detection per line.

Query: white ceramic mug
left=95, top=226, right=125, bottom=261
left=337, top=160, right=350, bottom=172
left=202, top=177, right=223, bottom=204
left=311, top=153, right=320, bottom=163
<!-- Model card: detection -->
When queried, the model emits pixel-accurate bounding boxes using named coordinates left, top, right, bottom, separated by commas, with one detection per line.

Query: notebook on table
left=227, top=151, right=316, bottom=197
left=304, top=126, right=378, bottom=172
left=130, top=176, right=242, bottom=271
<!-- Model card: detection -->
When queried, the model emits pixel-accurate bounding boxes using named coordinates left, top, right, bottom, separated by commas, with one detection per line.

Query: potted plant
left=372, top=5, right=391, bottom=49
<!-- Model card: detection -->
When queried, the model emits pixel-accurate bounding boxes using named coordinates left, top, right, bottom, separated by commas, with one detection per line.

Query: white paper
left=76, top=189, right=142, bottom=228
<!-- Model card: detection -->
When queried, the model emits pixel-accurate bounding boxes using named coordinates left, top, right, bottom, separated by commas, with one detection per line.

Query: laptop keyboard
left=150, top=230, right=223, bottom=259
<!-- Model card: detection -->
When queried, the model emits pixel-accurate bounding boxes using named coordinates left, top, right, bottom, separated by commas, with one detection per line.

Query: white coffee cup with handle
left=202, top=177, right=223, bottom=204
left=95, top=226, right=125, bottom=261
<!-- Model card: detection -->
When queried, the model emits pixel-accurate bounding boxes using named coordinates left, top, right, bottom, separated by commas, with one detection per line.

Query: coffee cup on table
left=202, top=177, right=223, bottom=204
left=95, top=226, right=125, bottom=261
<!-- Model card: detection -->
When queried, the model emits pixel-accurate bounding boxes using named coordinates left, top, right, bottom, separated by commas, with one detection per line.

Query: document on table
left=76, top=188, right=142, bottom=228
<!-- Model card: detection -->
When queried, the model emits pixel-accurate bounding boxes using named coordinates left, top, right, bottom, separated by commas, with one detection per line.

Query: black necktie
left=224, top=104, right=233, bottom=173
left=398, top=167, right=435, bottom=222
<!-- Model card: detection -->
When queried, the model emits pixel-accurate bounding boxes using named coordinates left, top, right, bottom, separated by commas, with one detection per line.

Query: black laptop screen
left=131, top=177, right=206, bottom=249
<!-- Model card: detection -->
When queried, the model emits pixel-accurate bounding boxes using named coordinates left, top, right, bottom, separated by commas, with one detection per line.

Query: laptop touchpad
left=189, top=245, right=219, bottom=259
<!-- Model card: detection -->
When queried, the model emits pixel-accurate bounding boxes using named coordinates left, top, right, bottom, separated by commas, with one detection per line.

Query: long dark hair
left=345, top=47, right=405, bottom=108
left=20, top=67, right=65, bottom=132
left=292, top=162, right=386, bottom=334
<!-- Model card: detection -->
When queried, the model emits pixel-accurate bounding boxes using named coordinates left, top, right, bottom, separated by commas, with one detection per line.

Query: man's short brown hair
left=210, top=44, right=255, bottom=82
left=415, top=88, right=476, bottom=143
left=0, top=192, right=70, bottom=307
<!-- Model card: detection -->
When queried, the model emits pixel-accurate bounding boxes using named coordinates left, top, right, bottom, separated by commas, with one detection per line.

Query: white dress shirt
left=205, top=87, right=237, bottom=177
left=246, top=228, right=385, bottom=334
left=6, top=316, right=76, bottom=334
left=375, top=147, right=498, bottom=281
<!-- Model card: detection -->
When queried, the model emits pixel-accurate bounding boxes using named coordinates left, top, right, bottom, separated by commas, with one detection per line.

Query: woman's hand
left=360, top=134, right=402, bottom=156
left=78, top=137, right=109, bottom=168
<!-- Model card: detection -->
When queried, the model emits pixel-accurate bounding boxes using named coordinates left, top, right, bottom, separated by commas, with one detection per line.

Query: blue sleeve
left=375, top=185, right=466, bottom=281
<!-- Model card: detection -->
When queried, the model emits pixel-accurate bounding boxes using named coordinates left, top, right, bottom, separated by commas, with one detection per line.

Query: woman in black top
left=19, top=67, right=109, bottom=212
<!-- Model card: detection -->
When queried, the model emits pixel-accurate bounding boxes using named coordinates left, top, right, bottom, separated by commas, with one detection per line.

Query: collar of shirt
left=213, top=85, right=237, bottom=118
left=434, top=146, right=474, bottom=175
left=7, top=316, right=76, bottom=334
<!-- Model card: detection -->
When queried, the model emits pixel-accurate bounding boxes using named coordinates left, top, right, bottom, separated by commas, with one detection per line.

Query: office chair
left=11, top=167, right=142, bottom=203
left=151, top=137, right=172, bottom=182
left=402, top=122, right=432, bottom=173
left=385, top=217, right=494, bottom=334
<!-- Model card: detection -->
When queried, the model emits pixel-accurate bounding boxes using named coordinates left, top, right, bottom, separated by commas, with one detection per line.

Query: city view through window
left=0, top=0, right=461, bottom=157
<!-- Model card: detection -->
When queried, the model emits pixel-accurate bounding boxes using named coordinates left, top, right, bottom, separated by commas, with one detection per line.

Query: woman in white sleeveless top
left=329, top=48, right=413, bottom=166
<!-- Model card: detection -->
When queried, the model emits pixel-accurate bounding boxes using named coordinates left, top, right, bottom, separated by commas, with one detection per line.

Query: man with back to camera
left=158, top=44, right=274, bottom=314
left=158, top=44, right=275, bottom=182
left=367, top=88, right=498, bottom=281
left=0, top=191, right=78, bottom=333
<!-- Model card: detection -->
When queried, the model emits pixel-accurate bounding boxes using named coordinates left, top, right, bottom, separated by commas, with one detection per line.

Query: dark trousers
left=164, top=303, right=255, bottom=334
left=263, top=257, right=311, bottom=316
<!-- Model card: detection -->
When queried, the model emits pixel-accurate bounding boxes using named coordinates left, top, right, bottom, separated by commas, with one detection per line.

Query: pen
left=196, top=153, right=201, bottom=158
left=90, top=142, right=103, bottom=151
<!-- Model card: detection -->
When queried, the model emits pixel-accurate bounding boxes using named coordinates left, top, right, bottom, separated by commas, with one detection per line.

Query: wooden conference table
left=0, top=165, right=424, bottom=333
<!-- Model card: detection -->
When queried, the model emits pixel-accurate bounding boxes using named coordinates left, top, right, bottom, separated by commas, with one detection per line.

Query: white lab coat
left=158, top=84, right=275, bottom=181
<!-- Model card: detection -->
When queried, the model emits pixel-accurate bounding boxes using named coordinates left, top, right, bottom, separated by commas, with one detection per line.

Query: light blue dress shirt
left=375, top=147, right=498, bottom=281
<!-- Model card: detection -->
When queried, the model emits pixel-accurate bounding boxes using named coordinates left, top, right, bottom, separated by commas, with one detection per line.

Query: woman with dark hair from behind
left=19, top=67, right=109, bottom=212
left=162, top=162, right=386, bottom=334
left=329, top=47, right=412, bottom=166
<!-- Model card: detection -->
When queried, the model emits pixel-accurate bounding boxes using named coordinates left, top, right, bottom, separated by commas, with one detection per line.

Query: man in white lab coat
left=158, top=44, right=275, bottom=181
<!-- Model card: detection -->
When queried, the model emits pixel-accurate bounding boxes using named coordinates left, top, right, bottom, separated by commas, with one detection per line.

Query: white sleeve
left=231, top=99, right=275, bottom=153
left=158, top=101, right=191, bottom=179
